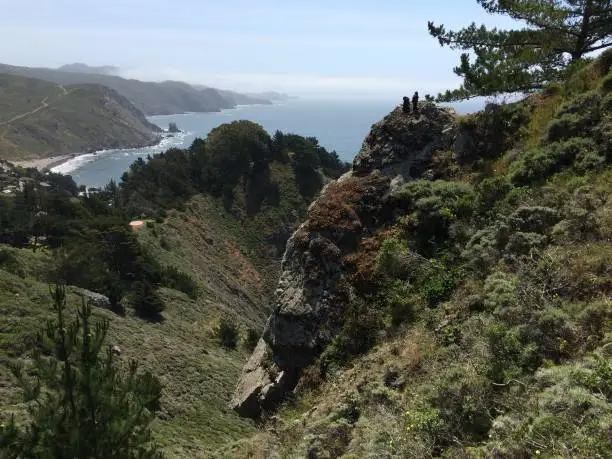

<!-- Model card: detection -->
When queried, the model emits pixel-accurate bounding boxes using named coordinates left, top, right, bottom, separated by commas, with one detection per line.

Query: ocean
left=52, top=98, right=483, bottom=187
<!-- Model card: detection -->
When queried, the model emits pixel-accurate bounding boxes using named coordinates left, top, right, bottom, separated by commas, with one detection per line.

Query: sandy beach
left=12, top=154, right=77, bottom=171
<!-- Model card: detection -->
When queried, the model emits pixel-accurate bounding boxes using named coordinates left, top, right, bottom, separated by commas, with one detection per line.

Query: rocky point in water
left=230, top=102, right=457, bottom=418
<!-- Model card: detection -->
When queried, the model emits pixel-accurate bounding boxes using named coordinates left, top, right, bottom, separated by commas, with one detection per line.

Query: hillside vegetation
left=0, top=73, right=161, bottom=161
left=0, top=122, right=348, bottom=457
left=223, top=51, right=612, bottom=458
left=0, top=62, right=270, bottom=116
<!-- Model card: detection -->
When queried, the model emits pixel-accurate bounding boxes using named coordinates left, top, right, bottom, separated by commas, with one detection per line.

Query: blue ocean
left=53, top=98, right=482, bottom=187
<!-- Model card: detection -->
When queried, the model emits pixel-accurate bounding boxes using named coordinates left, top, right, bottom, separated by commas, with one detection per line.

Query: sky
left=0, top=0, right=518, bottom=98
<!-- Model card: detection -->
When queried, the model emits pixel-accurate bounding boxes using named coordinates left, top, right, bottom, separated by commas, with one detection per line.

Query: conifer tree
left=0, top=285, right=163, bottom=458
left=429, top=0, right=612, bottom=100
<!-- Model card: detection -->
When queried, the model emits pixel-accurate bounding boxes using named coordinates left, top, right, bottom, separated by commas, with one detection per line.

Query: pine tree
left=0, top=285, right=163, bottom=458
left=429, top=0, right=612, bottom=100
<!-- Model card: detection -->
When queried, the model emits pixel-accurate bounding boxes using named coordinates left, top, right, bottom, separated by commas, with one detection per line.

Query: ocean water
left=53, top=98, right=483, bottom=187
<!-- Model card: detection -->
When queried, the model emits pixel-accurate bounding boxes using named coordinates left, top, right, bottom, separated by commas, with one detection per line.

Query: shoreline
left=11, top=134, right=170, bottom=173
left=12, top=153, right=78, bottom=171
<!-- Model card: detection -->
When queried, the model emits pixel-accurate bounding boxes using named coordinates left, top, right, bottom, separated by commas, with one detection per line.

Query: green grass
left=0, top=208, right=265, bottom=458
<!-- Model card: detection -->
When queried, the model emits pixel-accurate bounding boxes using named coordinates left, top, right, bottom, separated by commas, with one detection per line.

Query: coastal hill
left=0, top=73, right=161, bottom=161
left=0, top=62, right=274, bottom=116
left=0, top=122, right=348, bottom=456
left=57, top=62, right=120, bottom=76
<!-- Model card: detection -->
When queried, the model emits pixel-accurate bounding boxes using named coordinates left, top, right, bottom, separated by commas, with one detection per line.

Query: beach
left=12, top=154, right=78, bottom=171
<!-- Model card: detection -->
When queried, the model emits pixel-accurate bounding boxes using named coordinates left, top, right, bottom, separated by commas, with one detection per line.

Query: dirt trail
left=0, top=86, right=75, bottom=127
left=0, top=97, right=49, bottom=126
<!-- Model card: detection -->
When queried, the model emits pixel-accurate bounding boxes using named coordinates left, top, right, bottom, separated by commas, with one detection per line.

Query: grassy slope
left=0, top=160, right=315, bottom=456
left=219, top=56, right=612, bottom=458
left=0, top=73, right=160, bottom=161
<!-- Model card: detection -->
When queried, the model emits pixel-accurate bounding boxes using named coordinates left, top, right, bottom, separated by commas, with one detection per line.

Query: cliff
left=228, top=52, right=611, bottom=458
left=231, top=102, right=457, bottom=418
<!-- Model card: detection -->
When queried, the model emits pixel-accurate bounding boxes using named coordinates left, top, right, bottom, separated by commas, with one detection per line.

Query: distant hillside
left=0, top=62, right=272, bottom=115
left=217, top=89, right=272, bottom=106
left=0, top=73, right=161, bottom=161
left=246, top=91, right=294, bottom=101
left=57, top=63, right=119, bottom=75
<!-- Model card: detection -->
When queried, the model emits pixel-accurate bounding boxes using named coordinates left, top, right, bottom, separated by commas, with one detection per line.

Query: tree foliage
left=429, top=0, right=612, bottom=100
left=0, top=285, right=162, bottom=458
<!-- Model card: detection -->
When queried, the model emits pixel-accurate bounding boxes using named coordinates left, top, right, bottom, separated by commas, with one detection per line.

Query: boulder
left=71, top=287, right=112, bottom=310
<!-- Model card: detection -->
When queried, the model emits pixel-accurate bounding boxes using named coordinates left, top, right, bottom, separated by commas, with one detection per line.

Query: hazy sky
left=0, top=0, right=516, bottom=98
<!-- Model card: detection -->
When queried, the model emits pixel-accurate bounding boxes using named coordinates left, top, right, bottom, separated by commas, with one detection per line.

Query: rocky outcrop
left=71, top=287, right=111, bottom=310
left=231, top=103, right=457, bottom=418
left=353, top=103, right=455, bottom=177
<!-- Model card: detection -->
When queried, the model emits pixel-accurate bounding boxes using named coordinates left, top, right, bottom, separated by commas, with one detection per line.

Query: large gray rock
left=71, top=287, right=112, bottom=310
left=353, top=103, right=456, bottom=177
left=231, top=103, right=457, bottom=419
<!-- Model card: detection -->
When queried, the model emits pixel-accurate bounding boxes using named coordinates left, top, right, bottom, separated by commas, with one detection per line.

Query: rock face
left=353, top=103, right=456, bottom=177
left=230, top=103, right=457, bottom=418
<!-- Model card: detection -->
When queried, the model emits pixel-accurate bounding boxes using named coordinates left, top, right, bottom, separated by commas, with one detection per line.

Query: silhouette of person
left=412, top=91, right=419, bottom=112
left=402, top=96, right=411, bottom=114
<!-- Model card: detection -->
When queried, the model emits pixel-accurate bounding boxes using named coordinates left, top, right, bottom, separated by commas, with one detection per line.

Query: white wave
left=50, top=132, right=192, bottom=175
left=51, top=153, right=100, bottom=175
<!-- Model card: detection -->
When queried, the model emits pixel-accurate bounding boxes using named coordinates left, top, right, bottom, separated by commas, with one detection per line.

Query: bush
left=162, top=266, right=198, bottom=299
left=487, top=323, right=539, bottom=382
left=420, top=268, right=457, bottom=307
left=508, top=138, right=597, bottom=185
left=547, top=113, right=583, bottom=141
left=216, top=318, right=239, bottom=349
left=600, top=72, right=612, bottom=94
left=393, top=180, right=475, bottom=251
left=475, top=176, right=513, bottom=213
left=375, top=237, right=410, bottom=278
left=129, top=281, right=165, bottom=317
left=243, top=327, right=260, bottom=351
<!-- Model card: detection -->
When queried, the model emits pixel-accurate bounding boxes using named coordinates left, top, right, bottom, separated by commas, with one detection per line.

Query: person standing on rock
left=402, top=96, right=411, bottom=114
left=412, top=91, right=419, bottom=112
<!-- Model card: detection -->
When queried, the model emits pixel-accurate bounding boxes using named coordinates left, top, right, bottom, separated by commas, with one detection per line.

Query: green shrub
left=547, top=113, right=583, bottom=141
left=420, top=268, right=457, bottom=307
left=375, top=237, right=409, bottom=278
left=216, top=318, right=239, bottom=349
left=243, top=327, right=260, bottom=351
left=433, top=370, right=492, bottom=442
left=385, top=280, right=415, bottom=326
left=571, top=356, right=612, bottom=400
left=475, top=176, right=513, bottom=213
left=574, top=149, right=606, bottom=172
left=487, top=323, right=539, bottom=382
left=129, top=281, right=165, bottom=317
left=508, top=138, right=597, bottom=185
left=0, top=247, right=24, bottom=277
left=162, top=266, right=198, bottom=299
left=507, top=206, right=559, bottom=233
left=393, top=180, right=475, bottom=251
left=504, top=231, right=548, bottom=256
left=602, top=92, right=612, bottom=112
left=600, top=72, right=612, bottom=94
left=483, top=271, right=518, bottom=313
